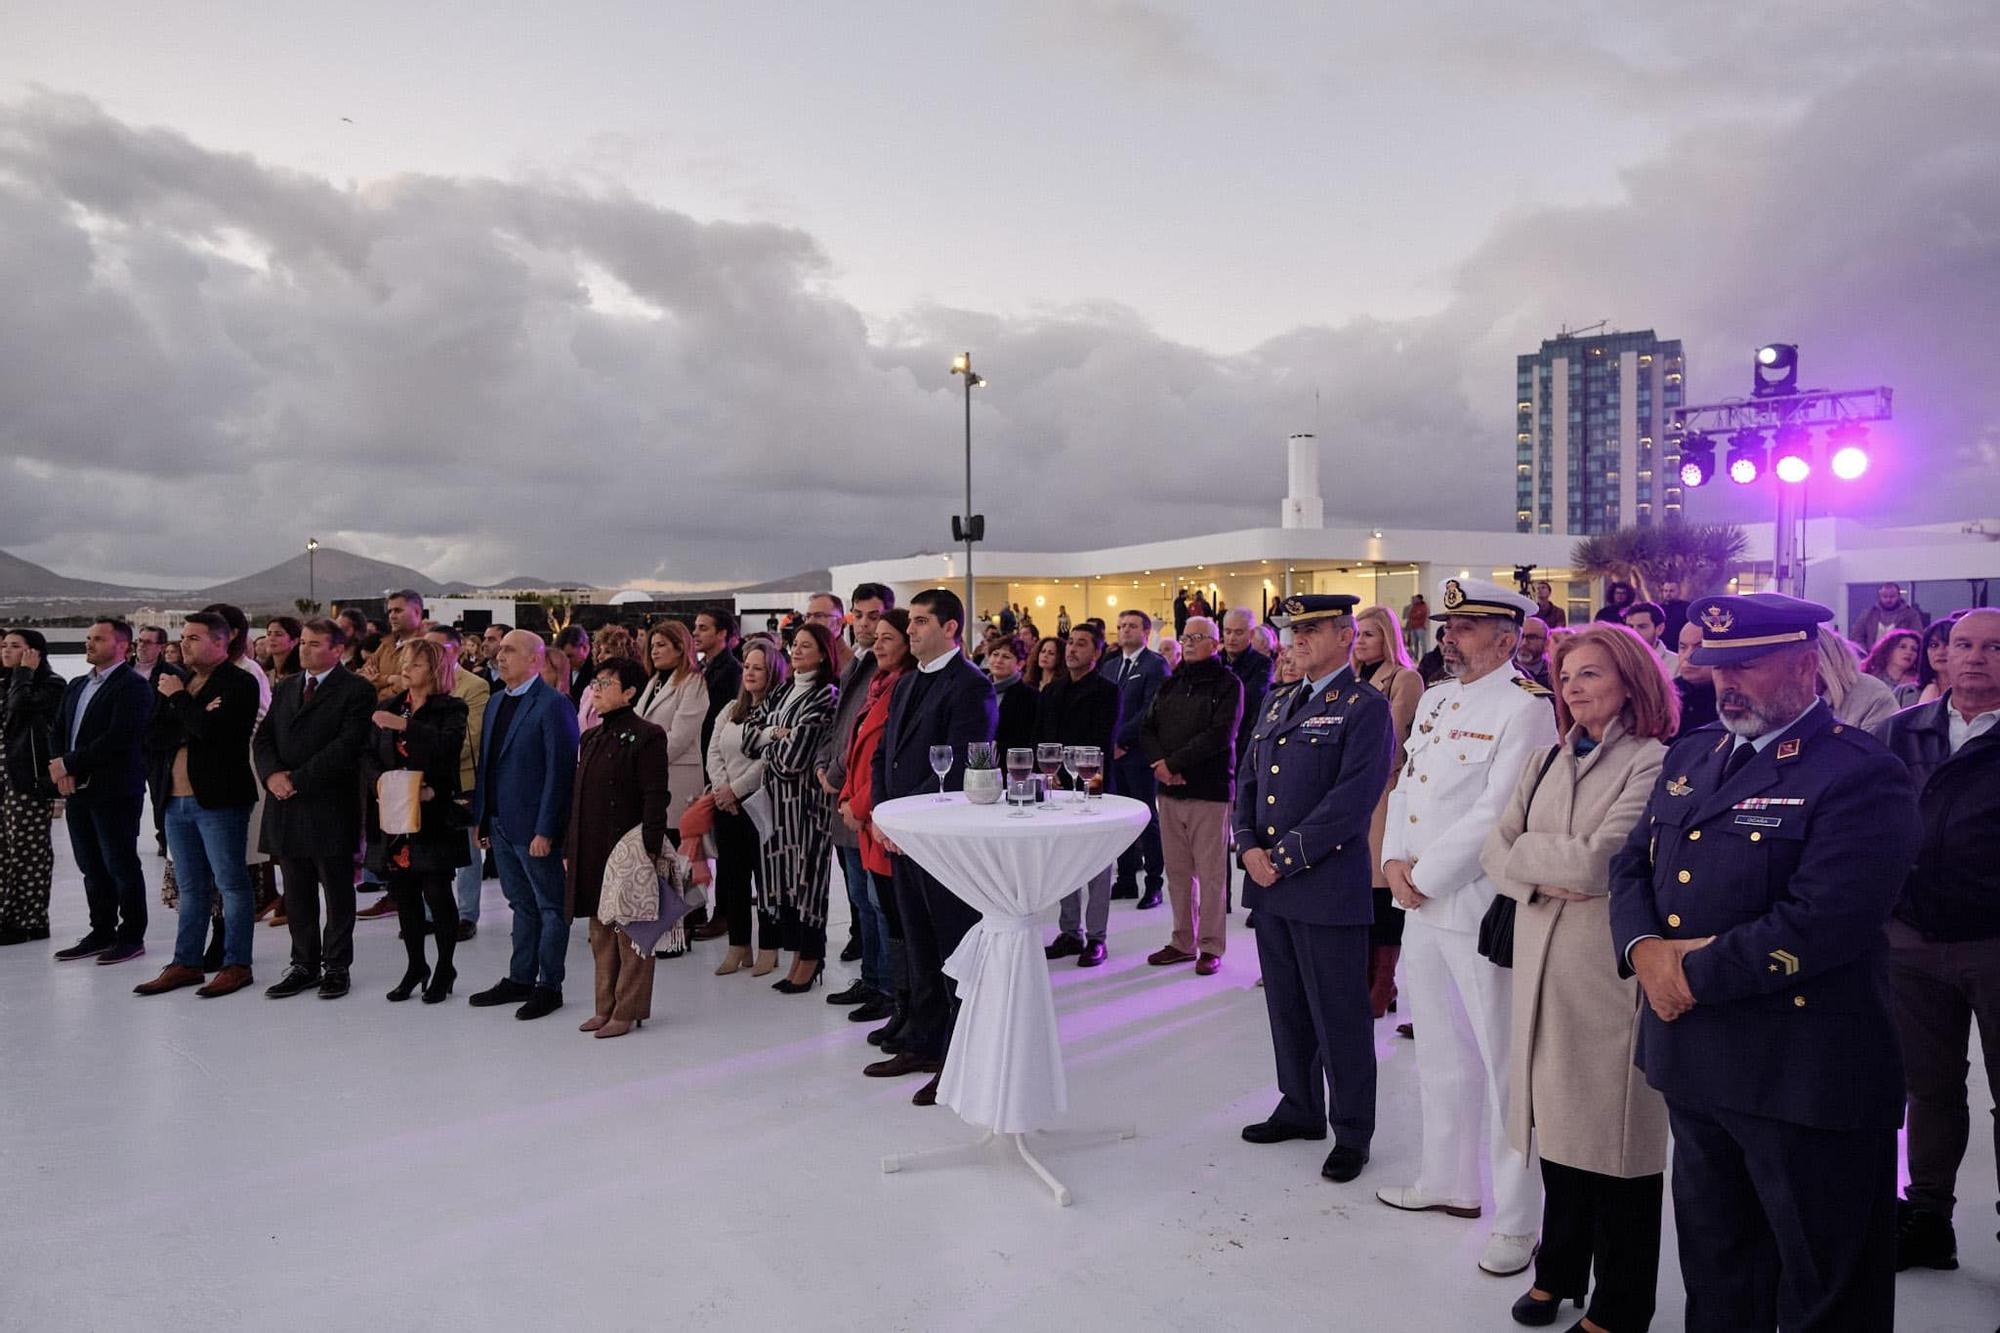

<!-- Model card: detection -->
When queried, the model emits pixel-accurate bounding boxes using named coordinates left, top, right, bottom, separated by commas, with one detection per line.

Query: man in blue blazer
left=468, top=630, right=580, bottom=1021
left=864, top=588, right=997, bottom=1106
left=50, top=619, right=154, bottom=964
left=1232, top=596, right=1394, bottom=1184
left=1104, top=609, right=1168, bottom=906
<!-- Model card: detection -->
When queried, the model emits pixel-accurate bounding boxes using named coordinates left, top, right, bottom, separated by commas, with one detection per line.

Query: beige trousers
left=589, top=918, right=656, bottom=1022
left=1158, top=795, right=1229, bottom=956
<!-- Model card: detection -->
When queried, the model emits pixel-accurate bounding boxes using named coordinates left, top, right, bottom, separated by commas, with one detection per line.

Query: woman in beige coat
left=1478, top=623, right=1677, bottom=1333
left=1354, top=604, right=1423, bottom=1018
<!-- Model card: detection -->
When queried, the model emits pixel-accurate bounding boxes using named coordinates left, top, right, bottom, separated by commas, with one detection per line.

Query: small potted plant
left=962, top=741, right=1003, bottom=804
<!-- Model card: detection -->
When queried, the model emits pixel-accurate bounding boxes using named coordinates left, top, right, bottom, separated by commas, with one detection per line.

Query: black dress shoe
left=1509, top=1289, right=1583, bottom=1327
left=912, top=1074, right=941, bottom=1106
left=1077, top=941, right=1107, bottom=967
left=1321, top=1145, right=1369, bottom=1183
left=95, top=940, right=146, bottom=965
left=849, top=995, right=895, bottom=1023
left=264, top=966, right=322, bottom=998
left=864, top=1051, right=941, bottom=1078
left=1241, top=1119, right=1327, bottom=1145
left=317, top=970, right=351, bottom=999
left=1896, top=1199, right=1959, bottom=1271
left=455, top=920, right=477, bottom=942
left=468, top=977, right=535, bottom=1008
left=54, top=935, right=112, bottom=961
left=1044, top=934, right=1085, bottom=960
left=515, top=987, right=564, bottom=1020
left=839, top=937, right=863, bottom=963
left=826, top=979, right=874, bottom=1006
left=1136, top=890, right=1163, bottom=910
left=1110, top=883, right=1139, bottom=900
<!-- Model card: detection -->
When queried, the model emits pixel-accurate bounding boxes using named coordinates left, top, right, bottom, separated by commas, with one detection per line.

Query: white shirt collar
left=1948, top=698, right=2000, bottom=752
left=918, top=646, right=961, bottom=675
left=504, top=676, right=536, bottom=697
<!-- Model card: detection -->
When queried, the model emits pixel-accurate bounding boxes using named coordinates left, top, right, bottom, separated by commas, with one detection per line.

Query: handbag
left=1475, top=745, right=1562, bottom=969
left=376, top=769, right=423, bottom=836
left=741, top=784, right=776, bottom=842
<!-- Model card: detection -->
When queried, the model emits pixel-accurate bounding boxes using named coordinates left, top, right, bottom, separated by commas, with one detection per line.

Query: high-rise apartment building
left=1515, top=329, right=1685, bottom=535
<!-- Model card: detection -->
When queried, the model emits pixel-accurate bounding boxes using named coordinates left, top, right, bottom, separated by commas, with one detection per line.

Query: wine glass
left=928, top=745, right=954, bottom=802
left=1006, top=776, right=1037, bottom=818
left=1036, top=742, right=1064, bottom=792
left=1061, top=746, right=1083, bottom=810
left=1006, top=747, right=1034, bottom=789
left=1074, top=746, right=1103, bottom=808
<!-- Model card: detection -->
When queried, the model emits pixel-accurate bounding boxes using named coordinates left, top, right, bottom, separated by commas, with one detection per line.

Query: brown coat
left=562, top=707, right=670, bottom=920
left=1479, top=721, right=1669, bottom=1177
left=1362, top=662, right=1424, bottom=887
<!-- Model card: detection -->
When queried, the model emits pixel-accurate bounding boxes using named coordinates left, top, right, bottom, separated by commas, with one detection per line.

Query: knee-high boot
left=387, top=886, right=431, bottom=1001
left=425, top=891, right=457, bottom=1002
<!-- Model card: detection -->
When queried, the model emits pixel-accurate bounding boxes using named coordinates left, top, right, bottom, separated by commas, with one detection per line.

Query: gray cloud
left=1, top=49, right=1997, bottom=589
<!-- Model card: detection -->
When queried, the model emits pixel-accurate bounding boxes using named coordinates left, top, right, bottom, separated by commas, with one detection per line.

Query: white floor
left=2, top=832, right=1995, bottom=1333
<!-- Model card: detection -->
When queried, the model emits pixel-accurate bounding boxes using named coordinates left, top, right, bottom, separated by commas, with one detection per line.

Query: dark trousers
left=1253, top=914, right=1374, bottom=1148
left=1667, top=1098, right=1896, bottom=1333
left=491, top=825, right=568, bottom=991
left=1536, top=1159, right=1663, bottom=1331
left=65, top=793, right=147, bottom=947
left=278, top=855, right=357, bottom=972
left=1109, top=752, right=1162, bottom=890
left=777, top=904, right=825, bottom=960
left=1886, top=919, right=2000, bottom=1219
left=713, top=808, right=775, bottom=950
left=892, top=854, right=980, bottom=1061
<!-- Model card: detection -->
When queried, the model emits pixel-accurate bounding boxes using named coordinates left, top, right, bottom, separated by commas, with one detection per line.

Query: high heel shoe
left=421, top=966, right=455, bottom=1004
left=1510, top=1289, right=1584, bottom=1327
left=749, top=949, right=780, bottom=977
left=594, top=1018, right=641, bottom=1039
left=713, top=945, right=750, bottom=976
left=387, top=964, right=430, bottom=1002
left=579, top=1014, right=609, bottom=1032
left=773, top=960, right=826, bottom=994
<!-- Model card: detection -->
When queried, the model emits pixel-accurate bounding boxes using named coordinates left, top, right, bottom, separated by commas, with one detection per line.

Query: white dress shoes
left=1478, top=1231, right=1539, bottom=1276
left=1374, top=1185, right=1482, bottom=1218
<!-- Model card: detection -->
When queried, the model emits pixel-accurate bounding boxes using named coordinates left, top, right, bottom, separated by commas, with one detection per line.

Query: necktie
left=1287, top=685, right=1313, bottom=721
left=303, top=675, right=317, bottom=705
left=1720, top=741, right=1755, bottom=783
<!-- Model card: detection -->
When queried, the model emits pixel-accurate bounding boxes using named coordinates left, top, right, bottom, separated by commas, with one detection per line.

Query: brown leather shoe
left=690, top=919, right=730, bottom=942
left=1148, top=945, right=1197, bottom=966
left=864, top=1051, right=942, bottom=1079
left=1195, top=953, right=1222, bottom=976
left=356, top=896, right=399, bottom=920
left=196, top=965, right=255, bottom=998
left=133, top=964, right=206, bottom=996
left=912, top=1074, right=941, bottom=1106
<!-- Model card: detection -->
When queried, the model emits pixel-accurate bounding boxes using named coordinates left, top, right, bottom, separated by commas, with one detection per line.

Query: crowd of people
left=2, top=572, right=1997, bottom=1331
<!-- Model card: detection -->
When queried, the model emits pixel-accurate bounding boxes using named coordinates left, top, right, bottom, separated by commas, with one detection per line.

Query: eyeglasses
left=589, top=677, right=624, bottom=691
left=1179, top=634, right=1213, bottom=644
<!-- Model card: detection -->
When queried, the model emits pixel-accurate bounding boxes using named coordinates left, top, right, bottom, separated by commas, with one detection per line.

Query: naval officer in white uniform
left=1376, top=577, right=1558, bottom=1278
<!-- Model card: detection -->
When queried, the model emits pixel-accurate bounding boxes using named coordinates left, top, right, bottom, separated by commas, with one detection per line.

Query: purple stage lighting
left=1828, top=422, right=1870, bottom=480
left=1772, top=424, right=1811, bottom=484
left=1774, top=452, right=1811, bottom=484
left=1726, top=429, right=1767, bottom=485
left=1678, top=433, right=1715, bottom=487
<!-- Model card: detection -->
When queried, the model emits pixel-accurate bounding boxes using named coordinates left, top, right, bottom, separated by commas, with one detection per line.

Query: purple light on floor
left=1831, top=444, right=1869, bottom=479
left=1774, top=453, right=1811, bottom=484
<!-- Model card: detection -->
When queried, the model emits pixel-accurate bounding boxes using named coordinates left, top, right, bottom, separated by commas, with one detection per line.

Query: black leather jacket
left=1872, top=694, right=2000, bottom=941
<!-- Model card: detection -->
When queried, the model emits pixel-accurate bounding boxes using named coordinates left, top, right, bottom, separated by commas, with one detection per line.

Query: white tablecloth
left=871, top=793, right=1149, bottom=1134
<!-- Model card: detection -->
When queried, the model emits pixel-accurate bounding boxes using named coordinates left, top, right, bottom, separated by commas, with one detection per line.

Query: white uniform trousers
left=1402, top=911, right=1542, bottom=1235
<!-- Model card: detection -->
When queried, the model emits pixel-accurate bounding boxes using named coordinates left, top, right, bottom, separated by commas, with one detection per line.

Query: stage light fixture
left=1678, top=433, right=1715, bottom=487
left=1754, top=343, right=1799, bottom=398
left=1772, top=424, right=1812, bottom=484
left=1726, top=429, right=1767, bottom=485
left=1828, top=422, right=1870, bottom=480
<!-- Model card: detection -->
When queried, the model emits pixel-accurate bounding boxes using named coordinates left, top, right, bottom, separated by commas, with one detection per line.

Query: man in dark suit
left=468, top=630, right=580, bottom=1021
left=1609, top=593, right=1920, bottom=1331
left=50, top=618, right=154, bottom=965
left=1234, top=596, right=1394, bottom=1184
left=254, top=617, right=375, bottom=999
left=1105, top=609, right=1169, bottom=906
left=694, top=608, right=743, bottom=761
left=1036, top=623, right=1122, bottom=965
left=132, top=612, right=265, bottom=997
left=864, top=588, right=997, bottom=1106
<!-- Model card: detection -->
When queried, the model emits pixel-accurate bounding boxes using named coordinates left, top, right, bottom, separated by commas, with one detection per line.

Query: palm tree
left=1572, top=523, right=1747, bottom=600
left=293, top=597, right=322, bottom=616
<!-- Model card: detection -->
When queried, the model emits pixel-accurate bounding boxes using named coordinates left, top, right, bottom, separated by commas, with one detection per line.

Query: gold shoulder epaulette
left=1513, top=676, right=1552, bottom=697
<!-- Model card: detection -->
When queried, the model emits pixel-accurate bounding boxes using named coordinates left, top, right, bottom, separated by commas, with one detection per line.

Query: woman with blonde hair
left=636, top=620, right=709, bottom=825
left=1352, top=604, right=1425, bottom=1018
left=1478, top=623, right=1677, bottom=1332
left=1815, top=626, right=1898, bottom=729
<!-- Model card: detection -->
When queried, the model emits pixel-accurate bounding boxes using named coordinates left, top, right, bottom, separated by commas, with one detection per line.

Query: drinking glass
left=1036, top=743, right=1064, bottom=787
left=928, top=745, right=954, bottom=801
left=1074, top=746, right=1103, bottom=807
left=1006, top=776, right=1037, bottom=818
left=1062, top=746, right=1084, bottom=811
left=1006, top=748, right=1034, bottom=787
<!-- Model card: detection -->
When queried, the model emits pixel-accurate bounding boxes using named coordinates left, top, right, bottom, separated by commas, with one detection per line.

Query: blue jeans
left=838, top=844, right=888, bottom=993
left=165, top=797, right=254, bottom=969
left=491, top=823, right=568, bottom=990
left=454, top=826, right=482, bottom=923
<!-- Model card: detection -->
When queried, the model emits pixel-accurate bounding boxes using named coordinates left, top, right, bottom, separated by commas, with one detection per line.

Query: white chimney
left=1280, top=432, right=1323, bottom=529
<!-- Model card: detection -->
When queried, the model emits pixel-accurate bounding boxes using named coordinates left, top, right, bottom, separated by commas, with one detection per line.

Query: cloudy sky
left=2, top=2, right=1996, bottom=588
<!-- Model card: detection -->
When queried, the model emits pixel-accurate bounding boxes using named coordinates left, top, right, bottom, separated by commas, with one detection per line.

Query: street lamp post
left=949, top=352, right=986, bottom=628
left=307, top=537, right=319, bottom=608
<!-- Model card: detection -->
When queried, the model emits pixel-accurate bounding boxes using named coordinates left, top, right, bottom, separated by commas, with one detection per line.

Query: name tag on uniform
left=1446, top=729, right=1495, bottom=742
left=1732, top=797, right=1804, bottom=810
left=1734, top=814, right=1783, bottom=828
left=1303, top=715, right=1342, bottom=728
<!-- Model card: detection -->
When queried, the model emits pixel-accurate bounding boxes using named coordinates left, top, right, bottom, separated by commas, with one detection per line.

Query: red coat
left=838, top=667, right=906, bottom=878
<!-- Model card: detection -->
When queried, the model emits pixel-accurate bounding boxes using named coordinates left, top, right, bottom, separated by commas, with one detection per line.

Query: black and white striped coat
left=744, top=672, right=838, bottom=927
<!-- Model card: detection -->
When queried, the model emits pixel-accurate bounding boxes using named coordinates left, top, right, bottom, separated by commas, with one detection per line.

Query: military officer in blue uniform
left=1234, top=594, right=1396, bottom=1184
left=1608, top=593, right=1921, bottom=1332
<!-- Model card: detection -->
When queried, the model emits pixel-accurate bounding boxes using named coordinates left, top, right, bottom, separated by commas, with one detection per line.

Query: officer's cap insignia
left=1283, top=597, right=1306, bottom=616
left=1666, top=776, right=1692, bottom=797
left=1442, top=579, right=1466, bottom=610
left=1701, top=605, right=1736, bottom=634
left=1776, top=739, right=1802, bottom=761
left=1769, top=949, right=1799, bottom=976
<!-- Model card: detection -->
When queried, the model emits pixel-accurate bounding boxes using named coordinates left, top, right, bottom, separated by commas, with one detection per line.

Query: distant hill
left=729, top=569, right=830, bottom=595
left=192, top=547, right=453, bottom=609
left=0, top=548, right=143, bottom=599
left=449, top=575, right=562, bottom=593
